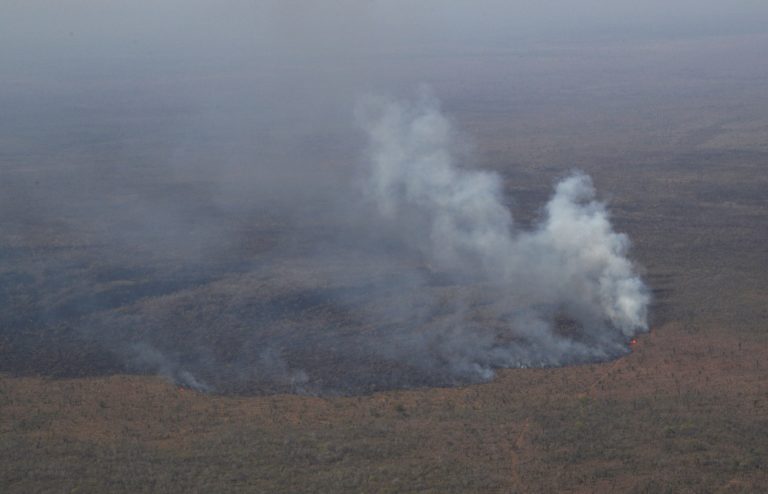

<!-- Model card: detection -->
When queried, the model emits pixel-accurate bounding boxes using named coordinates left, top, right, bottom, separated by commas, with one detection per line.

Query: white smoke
left=357, top=92, right=649, bottom=378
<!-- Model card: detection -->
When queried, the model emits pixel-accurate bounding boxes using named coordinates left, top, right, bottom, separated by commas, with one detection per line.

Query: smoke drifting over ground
left=112, top=92, right=649, bottom=393
left=0, top=85, right=648, bottom=395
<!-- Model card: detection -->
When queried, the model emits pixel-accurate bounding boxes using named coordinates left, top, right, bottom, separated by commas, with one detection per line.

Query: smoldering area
left=0, top=89, right=649, bottom=395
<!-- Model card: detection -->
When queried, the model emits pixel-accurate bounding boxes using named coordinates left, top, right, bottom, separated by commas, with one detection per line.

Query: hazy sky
left=3, top=1, right=768, bottom=65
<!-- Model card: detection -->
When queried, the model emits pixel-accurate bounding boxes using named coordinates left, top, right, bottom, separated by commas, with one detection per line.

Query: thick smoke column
left=357, top=93, right=649, bottom=378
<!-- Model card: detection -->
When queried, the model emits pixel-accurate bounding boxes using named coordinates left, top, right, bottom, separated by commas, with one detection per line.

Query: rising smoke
left=353, top=92, right=649, bottom=382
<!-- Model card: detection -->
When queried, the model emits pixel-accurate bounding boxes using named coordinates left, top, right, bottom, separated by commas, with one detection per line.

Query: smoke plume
left=352, top=92, right=649, bottom=380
